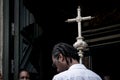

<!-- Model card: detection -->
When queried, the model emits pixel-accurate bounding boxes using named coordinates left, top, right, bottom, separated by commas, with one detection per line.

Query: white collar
left=68, top=64, right=87, bottom=70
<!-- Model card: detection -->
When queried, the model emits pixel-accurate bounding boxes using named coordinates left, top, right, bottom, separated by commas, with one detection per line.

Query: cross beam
left=65, top=6, right=93, bottom=38
left=65, top=6, right=94, bottom=64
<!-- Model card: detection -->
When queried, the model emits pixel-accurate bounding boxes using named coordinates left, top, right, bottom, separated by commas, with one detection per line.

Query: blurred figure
left=103, top=75, right=111, bottom=80
left=0, top=72, right=3, bottom=80
left=19, top=69, right=30, bottom=80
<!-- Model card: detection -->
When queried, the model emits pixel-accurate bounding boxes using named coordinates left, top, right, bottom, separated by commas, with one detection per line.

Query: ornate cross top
left=65, top=6, right=94, bottom=64
left=65, top=6, right=93, bottom=38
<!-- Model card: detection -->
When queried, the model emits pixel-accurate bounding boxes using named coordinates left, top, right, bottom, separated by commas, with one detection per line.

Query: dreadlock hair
left=52, top=42, right=80, bottom=64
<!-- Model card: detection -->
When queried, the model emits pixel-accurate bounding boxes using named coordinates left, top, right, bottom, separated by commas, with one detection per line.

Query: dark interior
left=21, top=0, right=120, bottom=80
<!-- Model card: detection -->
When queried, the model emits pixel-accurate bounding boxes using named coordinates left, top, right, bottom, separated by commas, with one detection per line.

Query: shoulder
left=52, top=71, right=69, bottom=80
left=85, top=69, right=102, bottom=80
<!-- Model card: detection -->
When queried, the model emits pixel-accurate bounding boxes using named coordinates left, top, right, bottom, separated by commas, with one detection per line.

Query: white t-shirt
left=52, top=64, right=102, bottom=80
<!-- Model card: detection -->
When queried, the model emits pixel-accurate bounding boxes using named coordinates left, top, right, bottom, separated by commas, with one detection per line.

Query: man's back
left=52, top=64, right=102, bottom=80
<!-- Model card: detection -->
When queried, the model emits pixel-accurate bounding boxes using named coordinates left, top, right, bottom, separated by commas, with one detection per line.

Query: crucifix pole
left=77, top=6, right=82, bottom=38
left=65, top=6, right=94, bottom=64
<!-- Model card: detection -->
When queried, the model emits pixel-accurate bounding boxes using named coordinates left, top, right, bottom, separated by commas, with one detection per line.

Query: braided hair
left=52, top=42, right=80, bottom=64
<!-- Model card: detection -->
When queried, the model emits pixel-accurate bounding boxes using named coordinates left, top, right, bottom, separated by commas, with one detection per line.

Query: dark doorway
left=22, top=0, right=120, bottom=80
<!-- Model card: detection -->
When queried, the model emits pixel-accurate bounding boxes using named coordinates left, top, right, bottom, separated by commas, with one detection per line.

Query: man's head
left=19, top=69, right=30, bottom=80
left=52, top=42, right=80, bottom=72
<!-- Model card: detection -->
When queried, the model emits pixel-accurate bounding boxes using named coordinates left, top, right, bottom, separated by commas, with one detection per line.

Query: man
left=19, top=69, right=30, bottom=80
left=51, top=42, right=102, bottom=80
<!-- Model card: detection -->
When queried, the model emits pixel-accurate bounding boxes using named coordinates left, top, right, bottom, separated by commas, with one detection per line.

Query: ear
left=58, top=53, right=64, bottom=62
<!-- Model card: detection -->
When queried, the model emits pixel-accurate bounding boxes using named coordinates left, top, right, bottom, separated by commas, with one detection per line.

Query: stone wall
left=0, top=0, right=3, bottom=74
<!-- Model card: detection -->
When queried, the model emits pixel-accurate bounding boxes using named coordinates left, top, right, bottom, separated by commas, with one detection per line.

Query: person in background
left=0, top=72, right=3, bottom=80
left=103, top=75, right=111, bottom=80
left=19, top=69, right=30, bottom=80
left=51, top=42, right=102, bottom=80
